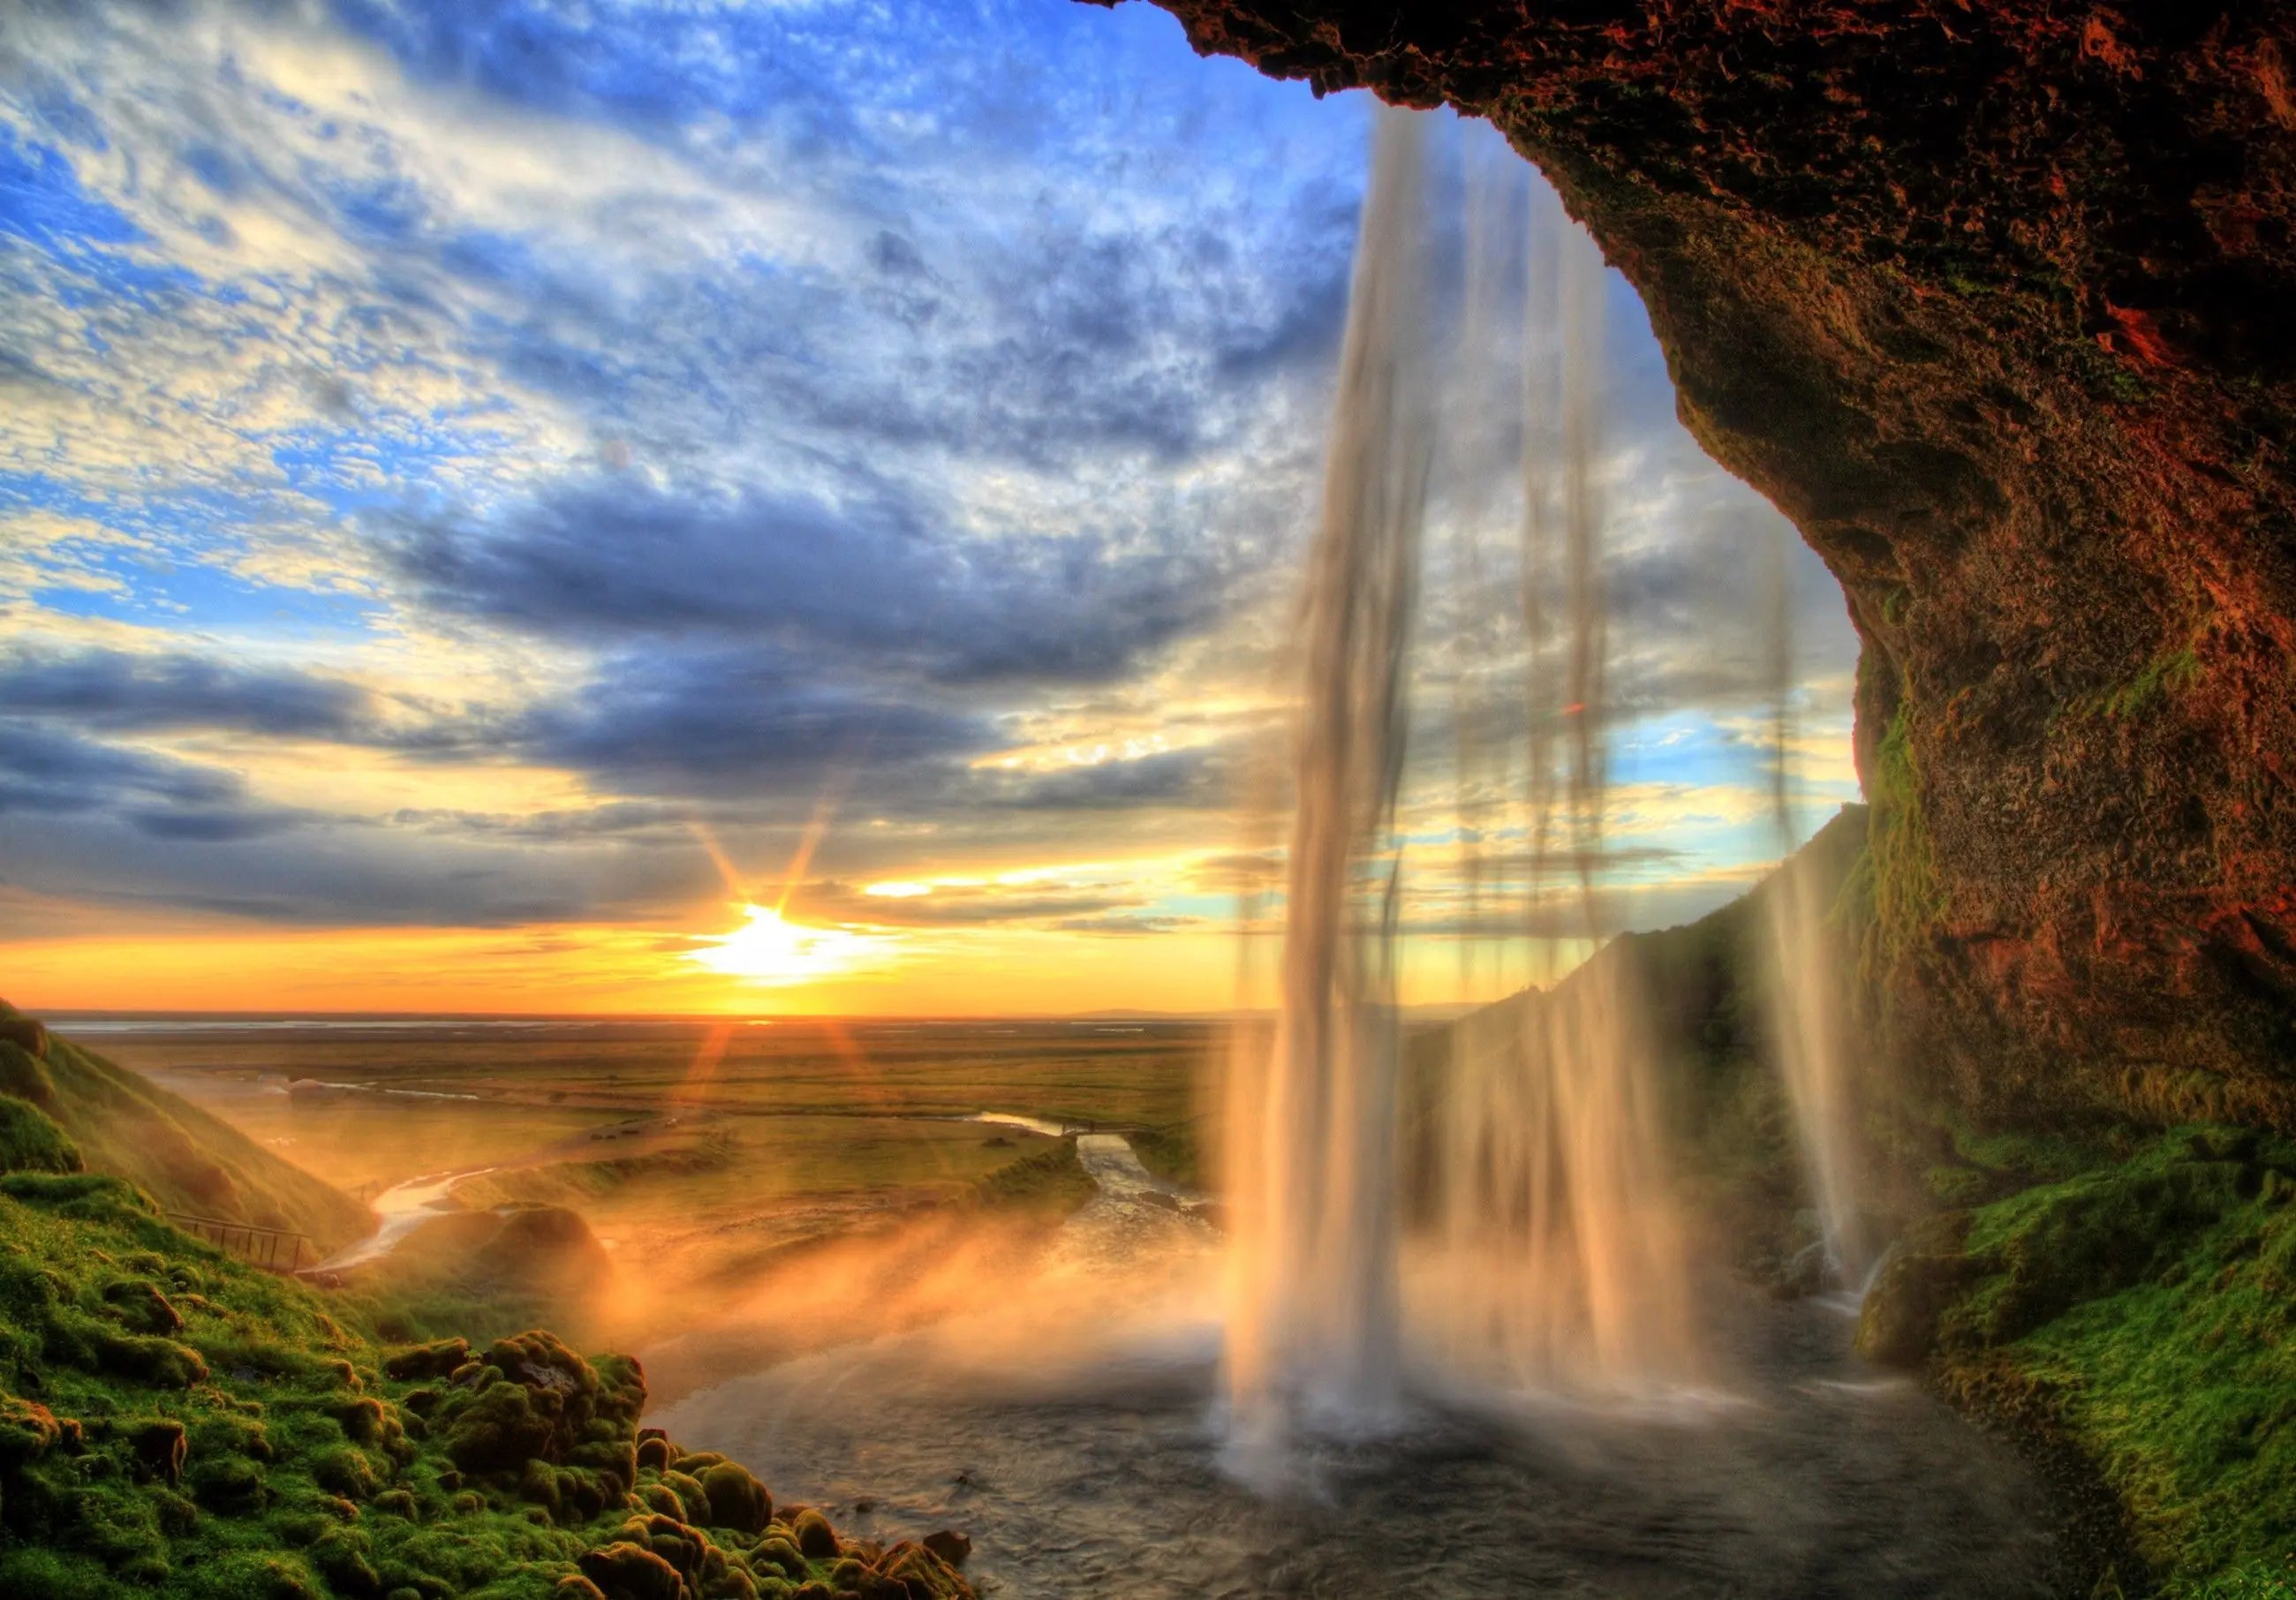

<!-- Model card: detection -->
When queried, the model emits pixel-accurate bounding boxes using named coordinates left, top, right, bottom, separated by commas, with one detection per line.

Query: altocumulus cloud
left=0, top=0, right=1856, bottom=948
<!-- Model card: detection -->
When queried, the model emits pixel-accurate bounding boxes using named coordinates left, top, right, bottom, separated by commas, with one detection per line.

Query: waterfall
left=1418, top=167, right=1698, bottom=1393
left=1221, top=104, right=1431, bottom=1471
left=1226, top=110, right=1705, bottom=1473
left=1760, top=525, right=1871, bottom=1286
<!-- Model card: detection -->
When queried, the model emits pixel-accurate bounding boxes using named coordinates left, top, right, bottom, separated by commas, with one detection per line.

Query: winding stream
left=312, top=1166, right=493, bottom=1272
left=652, top=1133, right=2060, bottom=1598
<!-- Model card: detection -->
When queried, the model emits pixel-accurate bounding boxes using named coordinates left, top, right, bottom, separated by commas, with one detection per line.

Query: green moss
left=0, top=1166, right=970, bottom=1600
left=1923, top=1165, right=1990, bottom=1206
left=1862, top=704, right=1943, bottom=989
left=1885, top=1125, right=2296, bottom=1593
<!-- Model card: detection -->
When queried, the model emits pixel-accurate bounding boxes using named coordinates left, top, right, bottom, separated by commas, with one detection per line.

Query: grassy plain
left=81, top=1017, right=1214, bottom=1289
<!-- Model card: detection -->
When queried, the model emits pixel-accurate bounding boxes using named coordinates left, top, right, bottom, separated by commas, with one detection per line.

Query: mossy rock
left=751, top=1534, right=807, bottom=1581
left=789, top=1506, right=839, bottom=1560
left=104, top=1278, right=187, bottom=1336
left=577, top=1540, right=685, bottom=1600
left=875, top=1542, right=971, bottom=1600
left=1855, top=1211, right=1975, bottom=1367
left=125, top=1418, right=188, bottom=1485
left=431, top=1330, right=644, bottom=1475
left=0, top=1096, right=83, bottom=1175
left=700, top=1460, right=772, bottom=1533
left=382, top=1338, right=471, bottom=1382
left=0, top=1394, right=67, bottom=1467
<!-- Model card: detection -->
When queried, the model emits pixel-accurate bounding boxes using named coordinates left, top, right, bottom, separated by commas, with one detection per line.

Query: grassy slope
left=965, top=1137, right=1095, bottom=1216
left=0, top=1106, right=970, bottom=1600
left=1864, top=1125, right=2296, bottom=1597
left=1, top=1009, right=369, bottom=1253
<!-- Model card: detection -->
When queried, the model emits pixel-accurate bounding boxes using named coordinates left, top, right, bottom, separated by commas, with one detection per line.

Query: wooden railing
left=162, top=1212, right=312, bottom=1272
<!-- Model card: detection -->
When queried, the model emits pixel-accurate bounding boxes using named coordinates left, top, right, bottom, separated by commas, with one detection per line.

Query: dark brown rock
left=1120, top=0, right=2296, bottom=1133
left=919, top=1530, right=971, bottom=1568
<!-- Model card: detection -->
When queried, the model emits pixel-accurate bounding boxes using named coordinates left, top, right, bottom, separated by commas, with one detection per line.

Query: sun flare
left=686, top=904, right=887, bottom=986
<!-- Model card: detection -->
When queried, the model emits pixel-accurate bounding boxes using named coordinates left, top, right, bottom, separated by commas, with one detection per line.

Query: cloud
left=976, top=745, right=1231, bottom=812
left=0, top=0, right=1862, bottom=974
left=386, top=476, right=1241, bottom=687
left=0, top=648, right=374, bottom=736
left=516, top=645, right=993, bottom=803
left=0, top=719, right=316, bottom=843
left=0, top=721, right=240, bottom=813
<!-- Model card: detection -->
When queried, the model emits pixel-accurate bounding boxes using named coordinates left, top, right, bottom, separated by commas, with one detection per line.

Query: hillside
left=0, top=1086, right=973, bottom=1598
left=0, top=1002, right=370, bottom=1255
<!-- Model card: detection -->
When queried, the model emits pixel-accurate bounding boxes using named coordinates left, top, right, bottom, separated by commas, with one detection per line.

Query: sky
left=0, top=0, right=1860, bottom=1016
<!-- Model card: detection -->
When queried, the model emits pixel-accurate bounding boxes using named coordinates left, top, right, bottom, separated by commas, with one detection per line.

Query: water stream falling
left=1222, top=105, right=1430, bottom=1473
left=1418, top=162, right=1697, bottom=1394
left=649, top=108, right=2061, bottom=1599
left=1760, top=525, right=1873, bottom=1287
left=1226, top=109, right=1699, bottom=1475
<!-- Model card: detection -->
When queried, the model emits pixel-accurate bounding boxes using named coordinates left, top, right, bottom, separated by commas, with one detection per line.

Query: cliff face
left=1119, top=0, right=2296, bottom=1128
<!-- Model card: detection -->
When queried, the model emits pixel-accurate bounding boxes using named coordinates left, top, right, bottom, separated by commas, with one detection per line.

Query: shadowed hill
left=0, top=1000, right=370, bottom=1255
left=1406, top=804, right=1878, bottom=1280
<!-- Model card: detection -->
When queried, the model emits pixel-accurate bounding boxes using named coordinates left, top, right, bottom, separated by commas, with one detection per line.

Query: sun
left=686, top=904, right=887, bottom=986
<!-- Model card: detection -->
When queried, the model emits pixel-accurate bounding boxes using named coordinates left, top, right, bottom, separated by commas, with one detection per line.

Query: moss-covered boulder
left=433, top=1329, right=645, bottom=1475
left=789, top=1506, right=839, bottom=1561
left=382, top=1336, right=471, bottom=1382
left=699, top=1461, right=772, bottom=1534
left=1854, top=1211, right=1975, bottom=1367
left=0, top=1097, right=82, bottom=1176
left=577, top=1539, right=687, bottom=1600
